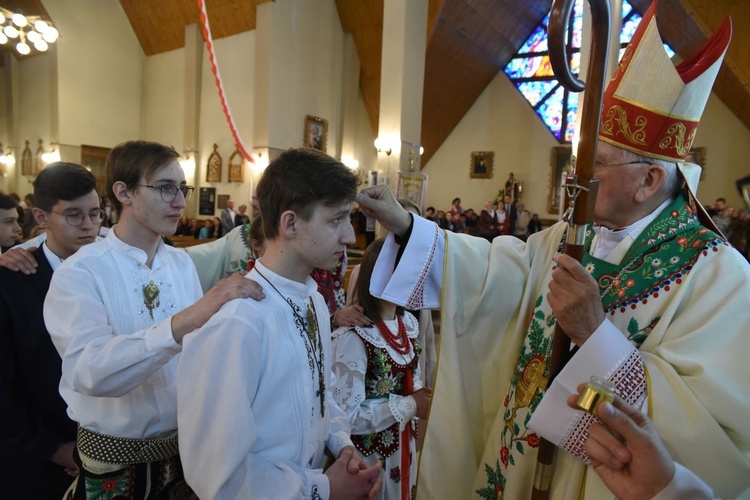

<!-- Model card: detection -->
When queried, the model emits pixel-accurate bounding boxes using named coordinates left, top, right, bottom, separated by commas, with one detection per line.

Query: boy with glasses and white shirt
left=44, top=141, right=260, bottom=498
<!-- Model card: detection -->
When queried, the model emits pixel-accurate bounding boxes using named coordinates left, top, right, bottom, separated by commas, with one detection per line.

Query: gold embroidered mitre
left=599, top=0, right=732, bottom=163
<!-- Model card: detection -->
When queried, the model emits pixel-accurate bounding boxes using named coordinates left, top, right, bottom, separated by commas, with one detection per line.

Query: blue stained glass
left=537, top=86, right=565, bottom=140
left=503, top=0, right=676, bottom=142
left=517, top=81, right=559, bottom=106
left=664, top=43, right=675, bottom=58
left=622, top=0, right=633, bottom=18
left=504, top=55, right=554, bottom=79
left=564, top=92, right=579, bottom=142
left=620, top=14, right=640, bottom=44
left=571, top=0, right=583, bottom=48
left=519, top=26, right=548, bottom=54
left=505, top=58, right=533, bottom=79
left=570, top=52, right=581, bottom=74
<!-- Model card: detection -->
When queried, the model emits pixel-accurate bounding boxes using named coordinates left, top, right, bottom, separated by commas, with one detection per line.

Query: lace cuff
left=388, top=394, right=417, bottom=428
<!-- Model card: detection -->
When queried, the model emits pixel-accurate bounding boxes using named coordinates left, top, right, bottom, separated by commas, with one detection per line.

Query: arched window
left=504, top=0, right=675, bottom=142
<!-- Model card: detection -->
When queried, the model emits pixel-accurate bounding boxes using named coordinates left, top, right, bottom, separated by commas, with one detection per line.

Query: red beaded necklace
left=375, top=314, right=411, bottom=355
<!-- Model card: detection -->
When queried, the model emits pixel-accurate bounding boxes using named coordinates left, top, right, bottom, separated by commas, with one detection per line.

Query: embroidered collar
left=346, top=312, right=419, bottom=349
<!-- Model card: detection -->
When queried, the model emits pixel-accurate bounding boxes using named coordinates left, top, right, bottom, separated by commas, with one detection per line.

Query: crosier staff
left=530, top=0, right=610, bottom=498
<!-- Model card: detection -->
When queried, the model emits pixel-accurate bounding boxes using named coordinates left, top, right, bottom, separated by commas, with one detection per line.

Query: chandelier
left=0, top=6, right=58, bottom=56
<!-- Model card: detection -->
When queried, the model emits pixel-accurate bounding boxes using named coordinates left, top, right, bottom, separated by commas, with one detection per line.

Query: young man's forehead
left=51, top=190, right=101, bottom=211
left=319, top=199, right=354, bottom=215
left=0, top=207, right=19, bottom=219
left=143, top=160, right=186, bottom=184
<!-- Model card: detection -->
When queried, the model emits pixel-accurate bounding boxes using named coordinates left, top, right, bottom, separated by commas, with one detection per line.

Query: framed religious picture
left=21, top=140, right=32, bottom=176
left=470, top=151, right=493, bottom=179
left=206, top=143, right=222, bottom=183
left=685, top=147, right=706, bottom=180
left=548, top=145, right=573, bottom=214
left=304, top=115, right=328, bottom=153
left=397, top=172, right=428, bottom=211
left=228, top=147, right=244, bottom=183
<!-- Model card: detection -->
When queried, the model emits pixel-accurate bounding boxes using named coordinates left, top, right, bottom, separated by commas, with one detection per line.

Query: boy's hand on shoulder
left=171, top=274, right=265, bottom=343
left=0, top=246, right=38, bottom=274
left=203, top=273, right=266, bottom=307
left=326, top=446, right=382, bottom=499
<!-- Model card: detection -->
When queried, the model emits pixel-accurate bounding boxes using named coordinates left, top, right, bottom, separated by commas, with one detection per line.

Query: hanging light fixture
left=0, top=6, right=58, bottom=56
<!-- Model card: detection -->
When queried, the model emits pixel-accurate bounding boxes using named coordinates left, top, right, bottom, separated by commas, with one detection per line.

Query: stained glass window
left=504, top=0, right=675, bottom=142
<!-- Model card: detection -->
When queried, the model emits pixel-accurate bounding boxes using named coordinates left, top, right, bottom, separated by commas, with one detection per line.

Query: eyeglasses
left=48, top=209, right=105, bottom=226
left=136, top=184, right=195, bottom=202
left=593, top=160, right=651, bottom=169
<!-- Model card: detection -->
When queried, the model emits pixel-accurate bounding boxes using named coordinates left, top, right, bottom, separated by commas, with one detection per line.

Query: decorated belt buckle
left=576, top=376, right=615, bottom=415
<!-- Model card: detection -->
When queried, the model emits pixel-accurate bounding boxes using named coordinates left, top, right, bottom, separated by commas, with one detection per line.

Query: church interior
left=1, top=0, right=748, bottom=228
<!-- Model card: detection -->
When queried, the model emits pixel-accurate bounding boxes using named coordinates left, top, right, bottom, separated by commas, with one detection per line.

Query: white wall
left=45, top=0, right=144, bottom=147
left=196, top=30, right=256, bottom=211
left=142, top=49, right=184, bottom=150
left=423, top=75, right=558, bottom=217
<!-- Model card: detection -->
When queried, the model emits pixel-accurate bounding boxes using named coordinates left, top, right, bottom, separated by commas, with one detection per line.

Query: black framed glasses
left=48, top=209, right=105, bottom=226
left=136, top=184, right=195, bottom=202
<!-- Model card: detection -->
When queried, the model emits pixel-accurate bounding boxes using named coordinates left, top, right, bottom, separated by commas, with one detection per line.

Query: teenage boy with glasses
left=0, top=162, right=99, bottom=498
left=43, top=141, right=259, bottom=498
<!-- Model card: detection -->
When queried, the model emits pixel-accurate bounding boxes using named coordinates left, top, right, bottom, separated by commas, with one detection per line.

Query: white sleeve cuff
left=654, top=463, right=713, bottom=500
left=388, top=394, right=417, bottom=428
left=144, top=316, right=182, bottom=354
left=529, top=318, right=645, bottom=461
left=370, top=216, right=444, bottom=310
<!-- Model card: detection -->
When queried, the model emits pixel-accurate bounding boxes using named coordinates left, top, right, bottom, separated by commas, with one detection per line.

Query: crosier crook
left=530, top=0, right=611, bottom=498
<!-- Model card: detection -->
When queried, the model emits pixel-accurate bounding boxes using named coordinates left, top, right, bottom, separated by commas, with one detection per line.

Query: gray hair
left=620, top=149, right=682, bottom=198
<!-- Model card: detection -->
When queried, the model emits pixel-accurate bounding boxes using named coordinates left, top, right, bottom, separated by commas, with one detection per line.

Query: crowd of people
left=707, top=197, right=750, bottom=260
left=0, top=3, right=748, bottom=499
left=425, top=195, right=543, bottom=242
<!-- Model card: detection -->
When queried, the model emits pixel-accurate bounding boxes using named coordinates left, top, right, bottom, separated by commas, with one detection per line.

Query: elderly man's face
left=591, top=141, right=652, bottom=229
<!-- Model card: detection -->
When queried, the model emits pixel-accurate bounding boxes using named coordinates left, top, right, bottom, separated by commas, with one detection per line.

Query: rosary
left=256, top=269, right=326, bottom=417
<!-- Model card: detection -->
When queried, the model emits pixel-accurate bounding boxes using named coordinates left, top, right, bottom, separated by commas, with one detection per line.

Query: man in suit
left=221, top=198, right=236, bottom=235
left=0, top=162, right=102, bottom=498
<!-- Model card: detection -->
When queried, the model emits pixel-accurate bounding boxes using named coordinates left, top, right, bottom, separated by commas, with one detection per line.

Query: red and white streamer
left=197, top=0, right=255, bottom=163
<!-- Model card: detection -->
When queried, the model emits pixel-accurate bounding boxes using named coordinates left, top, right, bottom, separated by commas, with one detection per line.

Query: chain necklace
left=375, top=315, right=411, bottom=355
left=255, top=268, right=326, bottom=417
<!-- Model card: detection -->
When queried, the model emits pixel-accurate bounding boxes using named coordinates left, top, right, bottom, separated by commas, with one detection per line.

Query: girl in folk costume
left=331, top=239, right=431, bottom=499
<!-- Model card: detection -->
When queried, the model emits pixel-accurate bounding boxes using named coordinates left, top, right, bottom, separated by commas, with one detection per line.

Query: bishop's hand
left=546, top=254, right=605, bottom=346
left=356, top=186, right=412, bottom=238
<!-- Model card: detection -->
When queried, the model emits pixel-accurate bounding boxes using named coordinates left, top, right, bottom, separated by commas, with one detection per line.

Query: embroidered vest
left=350, top=335, right=419, bottom=459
